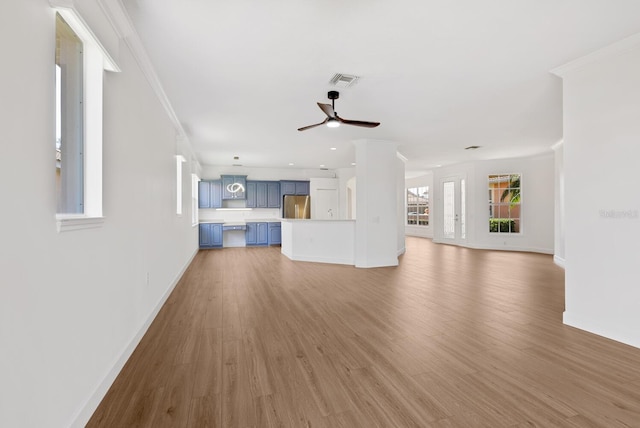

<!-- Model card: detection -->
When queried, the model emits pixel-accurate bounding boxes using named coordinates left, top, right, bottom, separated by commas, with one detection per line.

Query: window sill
left=56, top=215, right=105, bottom=233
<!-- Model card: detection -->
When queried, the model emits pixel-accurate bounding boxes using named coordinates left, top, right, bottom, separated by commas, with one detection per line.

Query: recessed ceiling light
left=288, top=163, right=294, bottom=166
left=330, top=147, right=337, bottom=151
left=351, top=162, right=356, bottom=166
left=320, top=164, right=325, bottom=168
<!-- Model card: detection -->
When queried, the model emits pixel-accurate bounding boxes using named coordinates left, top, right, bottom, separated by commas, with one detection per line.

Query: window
left=53, top=3, right=120, bottom=232
left=407, top=186, right=429, bottom=226
left=176, top=156, right=186, bottom=215
left=191, top=174, right=200, bottom=226
left=55, top=13, right=83, bottom=214
left=488, top=174, right=521, bottom=233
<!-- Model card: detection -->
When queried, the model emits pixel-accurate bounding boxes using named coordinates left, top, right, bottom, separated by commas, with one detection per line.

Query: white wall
left=354, top=140, right=399, bottom=268
left=432, top=154, right=555, bottom=253
left=404, top=172, right=434, bottom=239
left=553, top=141, right=566, bottom=267
left=555, top=38, right=640, bottom=349
left=336, top=167, right=357, bottom=220
left=0, top=2, right=198, bottom=427
left=310, top=177, right=339, bottom=219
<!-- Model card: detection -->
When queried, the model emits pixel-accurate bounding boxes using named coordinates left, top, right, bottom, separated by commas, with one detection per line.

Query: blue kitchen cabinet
left=295, top=181, right=309, bottom=195
left=199, top=223, right=223, bottom=248
left=245, top=222, right=256, bottom=245
left=246, top=181, right=257, bottom=208
left=256, top=182, right=268, bottom=207
left=267, top=182, right=281, bottom=207
left=222, top=175, right=247, bottom=200
left=268, top=222, right=281, bottom=245
left=198, top=180, right=222, bottom=208
left=246, top=181, right=281, bottom=208
left=280, top=181, right=296, bottom=196
left=246, top=222, right=268, bottom=246
left=280, top=180, right=310, bottom=197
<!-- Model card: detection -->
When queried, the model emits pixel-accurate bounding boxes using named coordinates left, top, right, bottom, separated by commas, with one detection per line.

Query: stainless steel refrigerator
left=283, top=195, right=311, bottom=219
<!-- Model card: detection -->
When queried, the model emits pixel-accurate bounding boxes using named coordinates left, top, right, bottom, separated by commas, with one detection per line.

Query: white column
left=353, top=139, right=399, bottom=268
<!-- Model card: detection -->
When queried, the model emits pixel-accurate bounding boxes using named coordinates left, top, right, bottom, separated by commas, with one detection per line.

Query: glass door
left=441, top=175, right=466, bottom=243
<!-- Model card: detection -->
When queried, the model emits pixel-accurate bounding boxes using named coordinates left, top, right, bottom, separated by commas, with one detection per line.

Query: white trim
left=553, top=255, right=566, bottom=269
left=96, top=0, right=188, bottom=140
left=56, top=215, right=105, bottom=232
left=50, top=1, right=120, bottom=72
left=285, top=254, right=355, bottom=265
left=563, top=312, right=640, bottom=350
left=176, top=155, right=186, bottom=215
left=551, top=32, right=640, bottom=77
left=432, top=239, right=554, bottom=255
left=70, top=248, right=199, bottom=428
left=551, top=139, right=564, bottom=151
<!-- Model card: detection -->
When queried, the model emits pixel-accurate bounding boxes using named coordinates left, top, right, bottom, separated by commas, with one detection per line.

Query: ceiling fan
left=297, top=90, right=380, bottom=131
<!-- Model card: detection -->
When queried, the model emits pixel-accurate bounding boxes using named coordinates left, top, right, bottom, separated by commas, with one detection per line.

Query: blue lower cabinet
left=199, top=223, right=223, bottom=248
left=246, top=222, right=268, bottom=246
left=268, top=222, right=281, bottom=245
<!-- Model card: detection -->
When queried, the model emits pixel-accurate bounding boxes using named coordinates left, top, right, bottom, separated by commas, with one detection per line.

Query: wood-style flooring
left=87, top=237, right=640, bottom=427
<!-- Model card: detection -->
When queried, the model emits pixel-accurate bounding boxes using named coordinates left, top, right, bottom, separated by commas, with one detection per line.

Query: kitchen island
left=280, top=219, right=355, bottom=265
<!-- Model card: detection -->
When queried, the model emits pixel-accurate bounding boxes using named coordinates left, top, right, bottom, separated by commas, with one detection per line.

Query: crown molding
left=95, top=0, right=194, bottom=157
left=551, top=32, right=640, bottom=78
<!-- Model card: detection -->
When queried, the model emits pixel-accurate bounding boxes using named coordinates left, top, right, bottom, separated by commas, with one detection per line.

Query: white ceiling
left=121, top=0, right=640, bottom=175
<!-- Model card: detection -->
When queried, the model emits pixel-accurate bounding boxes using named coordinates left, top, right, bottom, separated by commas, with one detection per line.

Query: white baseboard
left=563, top=311, right=640, bottom=350
left=70, top=248, right=199, bottom=428
left=289, top=254, right=355, bottom=265
left=432, top=239, right=553, bottom=255
left=553, top=255, right=566, bottom=268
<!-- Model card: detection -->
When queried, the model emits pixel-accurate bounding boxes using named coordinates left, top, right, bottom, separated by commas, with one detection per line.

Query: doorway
left=440, top=175, right=466, bottom=244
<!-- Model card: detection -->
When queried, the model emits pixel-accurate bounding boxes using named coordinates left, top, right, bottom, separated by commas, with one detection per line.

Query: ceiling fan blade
left=317, top=103, right=335, bottom=118
left=297, top=118, right=328, bottom=131
left=336, top=116, right=381, bottom=128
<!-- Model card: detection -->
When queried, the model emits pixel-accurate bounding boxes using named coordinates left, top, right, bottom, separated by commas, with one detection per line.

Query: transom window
left=407, top=186, right=429, bottom=226
left=55, top=13, right=84, bottom=214
left=488, top=174, right=521, bottom=233
left=52, top=3, right=120, bottom=232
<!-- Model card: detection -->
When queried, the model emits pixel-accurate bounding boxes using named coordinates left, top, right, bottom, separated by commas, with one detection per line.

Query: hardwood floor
left=87, top=237, right=640, bottom=427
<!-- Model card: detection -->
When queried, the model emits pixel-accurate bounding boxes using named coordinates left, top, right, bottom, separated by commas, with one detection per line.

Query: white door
left=440, top=175, right=466, bottom=243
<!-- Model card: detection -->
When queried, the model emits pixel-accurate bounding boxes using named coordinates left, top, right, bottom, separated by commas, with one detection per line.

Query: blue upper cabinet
left=281, top=180, right=310, bottom=196
left=246, top=181, right=257, bottom=208
left=222, top=175, right=247, bottom=200
left=246, top=180, right=281, bottom=208
left=267, top=182, right=281, bottom=207
left=198, top=180, right=222, bottom=208
left=256, top=182, right=268, bottom=207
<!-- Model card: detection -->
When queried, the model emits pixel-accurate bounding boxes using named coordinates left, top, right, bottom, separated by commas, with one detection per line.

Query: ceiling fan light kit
left=297, top=91, right=380, bottom=132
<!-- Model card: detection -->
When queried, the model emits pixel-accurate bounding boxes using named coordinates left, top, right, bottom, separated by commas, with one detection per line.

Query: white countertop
left=199, top=218, right=282, bottom=225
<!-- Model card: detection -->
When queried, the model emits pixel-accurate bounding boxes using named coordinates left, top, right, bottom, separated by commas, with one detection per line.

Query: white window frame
left=176, top=156, right=186, bottom=215
left=488, top=173, right=522, bottom=234
left=191, top=174, right=200, bottom=226
left=406, top=186, right=429, bottom=226
left=53, top=2, right=120, bottom=232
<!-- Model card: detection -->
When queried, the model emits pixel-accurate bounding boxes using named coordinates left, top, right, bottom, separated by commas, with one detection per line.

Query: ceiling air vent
left=465, top=145, right=481, bottom=150
left=329, top=73, right=360, bottom=88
